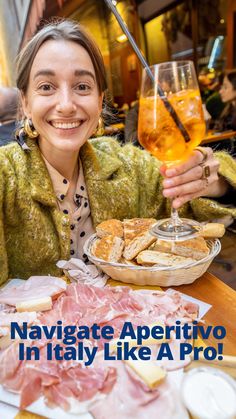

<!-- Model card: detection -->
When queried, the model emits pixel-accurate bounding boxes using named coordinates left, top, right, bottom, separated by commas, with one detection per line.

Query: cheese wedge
left=125, top=359, right=166, bottom=388
left=16, top=296, right=52, bottom=312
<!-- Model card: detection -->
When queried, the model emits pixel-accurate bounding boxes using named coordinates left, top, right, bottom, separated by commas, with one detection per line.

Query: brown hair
left=16, top=19, right=107, bottom=95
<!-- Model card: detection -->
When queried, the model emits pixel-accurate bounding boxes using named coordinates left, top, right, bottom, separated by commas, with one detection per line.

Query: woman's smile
left=49, top=120, right=83, bottom=129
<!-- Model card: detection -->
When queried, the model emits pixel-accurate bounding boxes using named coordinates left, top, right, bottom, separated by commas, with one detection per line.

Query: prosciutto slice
left=90, top=361, right=188, bottom=419
left=0, top=276, right=67, bottom=306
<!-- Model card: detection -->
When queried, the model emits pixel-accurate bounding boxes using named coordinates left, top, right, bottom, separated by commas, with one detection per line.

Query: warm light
left=112, top=0, right=117, bottom=5
left=220, top=19, right=225, bottom=24
left=116, top=34, right=127, bottom=43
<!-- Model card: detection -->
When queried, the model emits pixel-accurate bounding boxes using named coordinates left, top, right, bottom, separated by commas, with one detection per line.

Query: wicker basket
left=84, top=235, right=221, bottom=287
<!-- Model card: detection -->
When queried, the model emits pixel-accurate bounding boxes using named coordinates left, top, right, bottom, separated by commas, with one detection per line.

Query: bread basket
left=84, top=234, right=221, bottom=287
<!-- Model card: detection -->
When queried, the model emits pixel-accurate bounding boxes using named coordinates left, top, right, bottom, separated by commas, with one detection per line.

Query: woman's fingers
left=161, top=146, right=221, bottom=206
left=161, top=145, right=220, bottom=205
left=161, top=147, right=214, bottom=179
left=163, top=165, right=203, bottom=188
left=170, top=171, right=220, bottom=208
left=163, top=179, right=207, bottom=198
left=163, top=157, right=220, bottom=191
left=172, top=193, right=200, bottom=208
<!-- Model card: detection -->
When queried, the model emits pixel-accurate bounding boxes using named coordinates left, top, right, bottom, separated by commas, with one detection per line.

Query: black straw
left=104, top=0, right=191, bottom=143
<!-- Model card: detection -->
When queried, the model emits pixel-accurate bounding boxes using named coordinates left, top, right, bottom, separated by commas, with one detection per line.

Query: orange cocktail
left=138, top=61, right=205, bottom=240
left=138, top=89, right=205, bottom=164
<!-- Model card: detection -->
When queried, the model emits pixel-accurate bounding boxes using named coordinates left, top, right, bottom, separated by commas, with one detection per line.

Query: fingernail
left=163, top=179, right=173, bottom=187
left=165, top=169, right=175, bottom=177
left=163, top=189, right=171, bottom=197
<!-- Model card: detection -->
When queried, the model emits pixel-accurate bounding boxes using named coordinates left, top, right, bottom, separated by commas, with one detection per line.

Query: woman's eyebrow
left=74, top=69, right=95, bottom=81
left=33, top=70, right=55, bottom=80
left=33, top=69, right=95, bottom=81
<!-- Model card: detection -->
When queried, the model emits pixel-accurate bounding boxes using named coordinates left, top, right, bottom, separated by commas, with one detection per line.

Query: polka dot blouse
left=42, top=156, right=95, bottom=262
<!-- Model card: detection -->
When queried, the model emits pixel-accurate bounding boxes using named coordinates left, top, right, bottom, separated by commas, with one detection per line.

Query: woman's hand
left=160, top=147, right=229, bottom=209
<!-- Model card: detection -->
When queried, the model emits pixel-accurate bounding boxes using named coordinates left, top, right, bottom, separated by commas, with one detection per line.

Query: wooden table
left=166, top=272, right=236, bottom=355
left=201, top=130, right=236, bottom=145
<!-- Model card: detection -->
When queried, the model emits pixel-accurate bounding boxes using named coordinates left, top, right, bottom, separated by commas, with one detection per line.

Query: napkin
left=56, top=258, right=108, bottom=287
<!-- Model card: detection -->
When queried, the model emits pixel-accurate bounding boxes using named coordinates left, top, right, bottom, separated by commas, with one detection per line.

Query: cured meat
left=0, top=282, right=198, bottom=413
left=44, top=365, right=117, bottom=410
left=0, top=311, right=37, bottom=327
left=0, top=276, right=67, bottom=306
left=90, top=361, right=188, bottom=419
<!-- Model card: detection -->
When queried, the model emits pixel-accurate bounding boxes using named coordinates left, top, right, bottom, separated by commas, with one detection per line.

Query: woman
left=0, top=19, right=235, bottom=284
left=217, top=70, right=236, bottom=131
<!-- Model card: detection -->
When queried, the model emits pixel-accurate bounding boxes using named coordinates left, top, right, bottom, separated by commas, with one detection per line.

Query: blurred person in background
left=214, top=70, right=236, bottom=132
left=205, top=72, right=225, bottom=124
left=0, top=87, right=18, bottom=145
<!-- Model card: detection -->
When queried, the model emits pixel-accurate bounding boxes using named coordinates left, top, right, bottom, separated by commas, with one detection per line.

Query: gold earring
left=95, top=117, right=105, bottom=136
left=23, top=118, right=38, bottom=138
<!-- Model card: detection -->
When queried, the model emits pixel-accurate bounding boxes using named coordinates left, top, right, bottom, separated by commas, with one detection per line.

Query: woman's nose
left=56, top=88, right=76, bottom=114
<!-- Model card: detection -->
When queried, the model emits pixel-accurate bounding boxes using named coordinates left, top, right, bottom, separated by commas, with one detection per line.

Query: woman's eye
left=38, top=84, right=53, bottom=92
left=76, top=83, right=90, bottom=92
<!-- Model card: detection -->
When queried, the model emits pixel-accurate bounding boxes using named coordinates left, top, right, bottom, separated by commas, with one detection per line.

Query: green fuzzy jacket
left=0, top=137, right=236, bottom=285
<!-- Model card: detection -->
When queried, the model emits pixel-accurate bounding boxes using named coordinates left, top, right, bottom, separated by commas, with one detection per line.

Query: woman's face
left=22, top=39, right=103, bottom=153
left=219, top=76, right=236, bottom=103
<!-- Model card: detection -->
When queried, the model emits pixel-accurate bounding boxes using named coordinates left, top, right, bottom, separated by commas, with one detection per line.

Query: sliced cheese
left=16, top=296, right=52, bottom=312
left=125, top=359, right=166, bottom=389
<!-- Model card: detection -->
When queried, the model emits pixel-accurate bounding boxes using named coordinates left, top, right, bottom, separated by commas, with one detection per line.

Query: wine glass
left=138, top=61, right=206, bottom=241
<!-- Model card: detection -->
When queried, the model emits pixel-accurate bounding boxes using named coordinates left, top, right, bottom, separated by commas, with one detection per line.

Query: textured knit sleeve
left=0, top=153, right=9, bottom=285
left=214, top=151, right=236, bottom=189
left=180, top=151, right=236, bottom=221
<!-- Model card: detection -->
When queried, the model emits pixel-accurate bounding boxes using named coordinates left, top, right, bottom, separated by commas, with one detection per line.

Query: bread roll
left=123, top=231, right=156, bottom=260
left=199, top=223, right=225, bottom=238
left=152, top=236, right=209, bottom=260
left=96, top=219, right=123, bottom=238
left=123, top=218, right=156, bottom=245
left=92, top=235, right=124, bottom=262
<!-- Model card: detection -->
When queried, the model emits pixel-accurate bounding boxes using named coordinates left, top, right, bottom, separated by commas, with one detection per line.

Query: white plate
left=0, top=386, right=92, bottom=419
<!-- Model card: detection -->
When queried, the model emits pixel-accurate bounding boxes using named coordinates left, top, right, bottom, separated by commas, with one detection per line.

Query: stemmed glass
left=138, top=61, right=206, bottom=241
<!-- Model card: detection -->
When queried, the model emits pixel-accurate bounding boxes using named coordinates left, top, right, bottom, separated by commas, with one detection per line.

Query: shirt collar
left=42, top=155, right=88, bottom=201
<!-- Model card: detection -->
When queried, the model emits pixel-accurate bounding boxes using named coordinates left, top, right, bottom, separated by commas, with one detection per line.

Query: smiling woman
left=0, top=19, right=235, bottom=284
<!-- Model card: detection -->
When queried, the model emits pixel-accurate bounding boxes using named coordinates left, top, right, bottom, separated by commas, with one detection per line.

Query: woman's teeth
left=51, top=121, right=81, bottom=129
